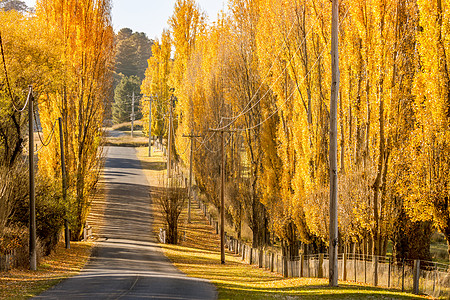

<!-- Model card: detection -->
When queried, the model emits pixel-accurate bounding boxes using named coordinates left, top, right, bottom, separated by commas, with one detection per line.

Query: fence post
left=413, top=259, right=420, bottom=295
left=433, top=266, right=436, bottom=293
left=402, top=259, right=405, bottom=292
left=343, top=244, right=347, bottom=281
left=364, top=254, right=367, bottom=284
left=374, top=256, right=378, bottom=286
left=388, top=257, right=391, bottom=288
left=318, top=253, right=324, bottom=278
left=242, top=244, right=246, bottom=261
left=270, top=252, right=274, bottom=272
left=300, top=254, right=304, bottom=277
left=307, top=255, right=311, bottom=277
left=353, top=244, right=357, bottom=282
left=249, top=247, right=253, bottom=265
left=259, top=249, right=263, bottom=268
left=283, top=256, right=288, bottom=277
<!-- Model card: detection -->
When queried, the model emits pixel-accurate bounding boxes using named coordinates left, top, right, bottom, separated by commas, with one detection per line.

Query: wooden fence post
left=318, top=253, right=324, bottom=278
left=259, top=249, right=263, bottom=268
left=270, top=253, right=274, bottom=272
left=343, top=244, right=347, bottom=281
left=413, top=259, right=420, bottom=295
left=300, top=254, right=304, bottom=277
left=354, top=244, right=357, bottom=282
left=402, top=259, right=405, bottom=292
left=374, top=256, right=379, bottom=286
left=388, top=257, right=391, bottom=288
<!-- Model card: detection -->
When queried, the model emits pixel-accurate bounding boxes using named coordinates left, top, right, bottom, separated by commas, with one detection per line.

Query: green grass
left=431, top=232, right=449, bottom=264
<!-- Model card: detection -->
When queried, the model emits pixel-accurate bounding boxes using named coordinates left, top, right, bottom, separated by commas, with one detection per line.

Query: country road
left=35, top=146, right=217, bottom=300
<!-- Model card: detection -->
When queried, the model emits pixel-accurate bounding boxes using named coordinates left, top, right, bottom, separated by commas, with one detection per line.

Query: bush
left=0, top=226, right=43, bottom=269
left=157, top=178, right=187, bottom=245
left=0, top=162, right=28, bottom=230
left=11, top=175, right=65, bottom=256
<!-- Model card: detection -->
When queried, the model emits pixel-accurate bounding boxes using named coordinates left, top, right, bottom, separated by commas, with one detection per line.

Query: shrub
left=11, top=175, right=65, bottom=256
left=157, top=178, right=186, bottom=245
left=0, top=226, right=43, bottom=269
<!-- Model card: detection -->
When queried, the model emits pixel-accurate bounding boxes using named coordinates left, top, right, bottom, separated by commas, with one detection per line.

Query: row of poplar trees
left=0, top=0, right=114, bottom=242
left=142, top=0, right=450, bottom=262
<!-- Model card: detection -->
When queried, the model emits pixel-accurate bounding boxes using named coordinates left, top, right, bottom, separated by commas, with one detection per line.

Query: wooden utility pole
left=131, top=91, right=135, bottom=138
left=59, top=117, right=70, bottom=249
left=143, top=96, right=154, bottom=157
left=329, top=0, right=340, bottom=287
left=209, top=128, right=235, bottom=264
left=28, top=86, right=36, bottom=271
left=167, top=94, right=174, bottom=179
left=148, top=96, right=153, bottom=157
left=182, top=132, right=202, bottom=223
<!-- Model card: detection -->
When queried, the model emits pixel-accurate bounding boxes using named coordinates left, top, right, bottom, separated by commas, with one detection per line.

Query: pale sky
left=22, top=0, right=226, bottom=40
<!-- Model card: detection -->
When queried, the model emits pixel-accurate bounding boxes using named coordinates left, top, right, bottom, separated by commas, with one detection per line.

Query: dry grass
left=0, top=241, right=93, bottom=299
left=0, top=170, right=107, bottom=299
left=135, top=147, right=427, bottom=300
left=104, top=124, right=149, bottom=147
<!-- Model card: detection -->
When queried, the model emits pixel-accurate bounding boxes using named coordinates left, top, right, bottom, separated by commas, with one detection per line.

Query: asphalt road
left=36, top=146, right=217, bottom=300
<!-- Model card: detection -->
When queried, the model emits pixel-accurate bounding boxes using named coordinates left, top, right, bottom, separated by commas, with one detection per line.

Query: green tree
left=112, top=75, right=142, bottom=124
left=115, top=28, right=153, bottom=81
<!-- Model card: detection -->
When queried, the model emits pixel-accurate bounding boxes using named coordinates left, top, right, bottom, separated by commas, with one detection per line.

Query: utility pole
left=28, top=86, right=36, bottom=271
left=329, top=0, right=340, bottom=287
left=59, top=117, right=70, bottom=249
left=131, top=91, right=135, bottom=138
left=167, top=90, right=175, bottom=179
left=148, top=96, right=153, bottom=157
left=209, top=128, right=236, bottom=264
left=182, top=132, right=202, bottom=223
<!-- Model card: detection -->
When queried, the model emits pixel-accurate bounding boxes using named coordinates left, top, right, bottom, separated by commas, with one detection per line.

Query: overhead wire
left=232, top=4, right=352, bottom=133
left=212, top=9, right=314, bottom=131
left=34, top=114, right=57, bottom=153
left=0, top=31, right=30, bottom=113
left=220, top=15, right=299, bottom=121
left=193, top=9, right=314, bottom=150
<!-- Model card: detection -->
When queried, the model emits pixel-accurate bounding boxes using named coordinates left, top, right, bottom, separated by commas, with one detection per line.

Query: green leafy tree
left=115, top=28, right=153, bottom=81
left=112, top=75, right=142, bottom=124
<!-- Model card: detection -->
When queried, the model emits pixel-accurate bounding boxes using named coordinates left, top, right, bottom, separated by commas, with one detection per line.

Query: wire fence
left=222, top=237, right=450, bottom=298
left=0, top=249, right=18, bottom=271
left=165, top=150, right=450, bottom=299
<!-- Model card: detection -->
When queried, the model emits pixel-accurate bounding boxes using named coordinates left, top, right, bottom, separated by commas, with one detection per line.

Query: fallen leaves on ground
left=0, top=241, right=93, bottom=300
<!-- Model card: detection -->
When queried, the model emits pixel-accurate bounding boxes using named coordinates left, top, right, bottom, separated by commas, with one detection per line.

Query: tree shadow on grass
left=216, top=281, right=425, bottom=300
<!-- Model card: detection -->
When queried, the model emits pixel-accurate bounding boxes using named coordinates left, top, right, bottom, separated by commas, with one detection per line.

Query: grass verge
left=0, top=170, right=106, bottom=299
left=135, top=146, right=427, bottom=300
left=0, top=241, right=93, bottom=299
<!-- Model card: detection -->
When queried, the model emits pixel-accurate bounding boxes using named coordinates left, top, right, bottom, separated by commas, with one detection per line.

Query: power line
left=34, top=118, right=57, bottom=153
left=220, top=14, right=299, bottom=121
left=212, top=12, right=315, bottom=131
left=0, top=31, right=30, bottom=113
left=231, top=5, right=352, bottom=133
